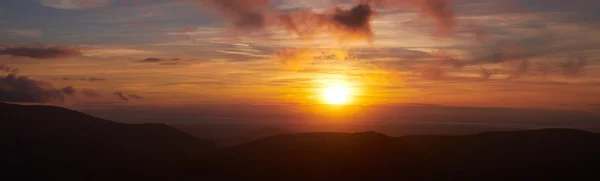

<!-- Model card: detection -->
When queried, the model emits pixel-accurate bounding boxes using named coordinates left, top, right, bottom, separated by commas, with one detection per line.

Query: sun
left=321, top=83, right=351, bottom=105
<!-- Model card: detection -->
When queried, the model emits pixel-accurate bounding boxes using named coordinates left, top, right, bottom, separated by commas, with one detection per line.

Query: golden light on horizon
left=321, top=81, right=351, bottom=105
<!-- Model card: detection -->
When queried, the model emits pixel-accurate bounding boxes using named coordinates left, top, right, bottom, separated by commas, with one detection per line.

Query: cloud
left=0, top=74, right=76, bottom=103
left=280, top=4, right=375, bottom=41
left=559, top=55, right=588, bottom=77
left=88, top=77, right=106, bottom=82
left=113, top=92, right=129, bottom=102
left=0, top=65, right=20, bottom=73
left=129, top=94, right=144, bottom=100
left=40, top=0, right=110, bottom=10
left=137, top=57, right=191, bottom=65
left=61, top=86, right=77, bottom=96
left=412, top=64, right=445, bottom=80
left=424, top=29, right=598, bottom=79
left=198, top=0, right=458, bottom=41
left=114, top=92, right=144, bottom=102
left=0, top=46, right=82, bottom=59
left=139, top=57, right=164, bottom=63
left=82, top=89, right=102, bottom=97
left=413, top=0, right=456, bottom=35
left=274, top=48, right=320, bottom=71
left=506, top=60, right=531, bottom=79
left=82, top=47, right=154, bottom=58
left=55, top=76, right=107, bottom=82
left=4, top=30, right=42, bottom=37
left=198, top=0, right=271, bottom=31
left=274, top=48, right=348, bottom=71
left=367, top=0, right=457, bottom=35
left=479, top=67, right=497, bottom=80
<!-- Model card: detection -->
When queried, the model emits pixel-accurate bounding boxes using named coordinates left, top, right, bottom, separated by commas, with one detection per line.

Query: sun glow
left=321, top=82, right=351, bottom=105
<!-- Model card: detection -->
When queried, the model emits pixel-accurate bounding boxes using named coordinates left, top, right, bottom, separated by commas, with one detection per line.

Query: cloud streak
left=82, top=89, right=102, bottom=97
left=0, top=46, right=82, bottom=59
left=40, top=0, right=110, bottom=10
left=4, top=30, right=42, bottom=37
left=114, top=92, right=144, bottom=102
left=55, top=76, right=107, bottom=82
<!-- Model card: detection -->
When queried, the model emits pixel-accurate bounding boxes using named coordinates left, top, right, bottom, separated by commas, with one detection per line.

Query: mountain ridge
left=3, top=102, right=600, bottom=180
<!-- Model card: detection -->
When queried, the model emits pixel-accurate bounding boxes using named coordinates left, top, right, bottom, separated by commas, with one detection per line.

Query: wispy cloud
left=82, top=89, right=102, bottom=97
left=0, top=46, right=82, bottom=59
left=40, top=0, right=110, bottom=10
left=4, top=30, right=42, bottom=38
left=113, top=92, right=144, bottom=102
left=54, top=76, right=107, bottom=82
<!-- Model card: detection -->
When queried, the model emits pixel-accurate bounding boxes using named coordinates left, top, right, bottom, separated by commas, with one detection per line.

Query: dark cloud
left=479, top=67, right=497, bottom=80
left=129, top=94, right=144, bottom=100
left=353, top=48, right=432, bottom=60
left=61, top=86, right=77, bottom=96
left=138, top=57, right=189, bottom=65
left=139, top=57, right=164, bottom=63
left=199, top=0, right=458, bottom=41
left=82, top=89, right=102, bottom=98
left=0, top=74, right=72, bottom=103
left=55, top=76, right=107, bottom=82
left=0, top=46, right=82, bottom=59
left=280, top=4, right=375, bottom=41
left=113, top=92, right=129, bottom=102
left=0, top=65, right=20, bottom=73
left=87, top=77, right=106, bottom=82
left=114, top=92, right=144, bottom=102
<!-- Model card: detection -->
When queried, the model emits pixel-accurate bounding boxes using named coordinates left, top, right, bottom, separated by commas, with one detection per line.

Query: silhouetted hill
left=4, top=102, right=600, bottom=180
left=172, top=124, right=292, bottom=148
left=219, top=129, right=600, bottom=180
left=0, top=102, right=216, bottom=180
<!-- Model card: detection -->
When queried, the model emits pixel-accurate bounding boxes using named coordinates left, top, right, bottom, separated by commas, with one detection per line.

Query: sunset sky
left=1, top=0, right=599, bottom=123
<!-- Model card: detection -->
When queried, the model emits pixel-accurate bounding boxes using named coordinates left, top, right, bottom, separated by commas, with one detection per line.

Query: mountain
left=173, top=124, right=292, bottom=148
left=3, top=102, right=600, bottom=180
left=0, top=102, right=216, bottom=180
left=219, top=129, right=600, bottom=180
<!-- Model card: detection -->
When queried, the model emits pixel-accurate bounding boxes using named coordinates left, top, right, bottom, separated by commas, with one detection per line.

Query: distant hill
left=219, top=129, right=600, bottom=180
left=173, top=124, right=292, bottom=148
left=0, top=102, right=216, bottom=180
left=3, top=102, right=600, bottom=180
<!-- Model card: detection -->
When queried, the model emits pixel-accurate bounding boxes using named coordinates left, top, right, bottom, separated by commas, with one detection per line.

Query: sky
left=1, top=0, right=600, bottom=124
